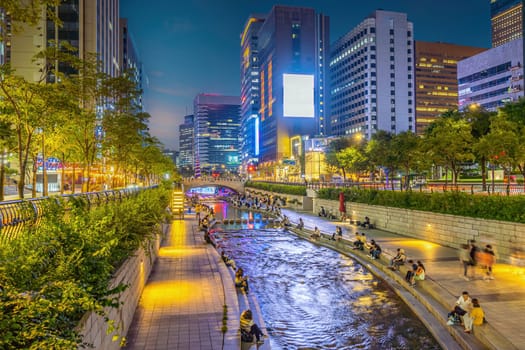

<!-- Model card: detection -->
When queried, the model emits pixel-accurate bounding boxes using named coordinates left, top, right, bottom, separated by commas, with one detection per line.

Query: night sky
left=120, top=0, right=491, bottom=150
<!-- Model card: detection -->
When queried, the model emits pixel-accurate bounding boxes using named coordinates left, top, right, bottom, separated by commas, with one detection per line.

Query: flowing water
left=210, top=202, right=441, bottom=350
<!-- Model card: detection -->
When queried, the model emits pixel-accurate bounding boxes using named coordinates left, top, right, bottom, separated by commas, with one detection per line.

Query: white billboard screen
left=283, top=74, right=314, bottom=118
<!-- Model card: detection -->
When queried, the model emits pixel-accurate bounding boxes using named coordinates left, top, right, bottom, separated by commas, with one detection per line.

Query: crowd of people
left=459, top=240, right=496, bottom=281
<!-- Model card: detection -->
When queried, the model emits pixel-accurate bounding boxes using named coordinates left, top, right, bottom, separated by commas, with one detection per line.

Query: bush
left=0, top=186, right=170, bottom=349
left=245, top=181, right=306, bottom=196
left=317, top=187, right=525, bottom=223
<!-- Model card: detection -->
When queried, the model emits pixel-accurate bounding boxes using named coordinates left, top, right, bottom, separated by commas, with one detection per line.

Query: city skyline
left=120, top=0, right=491, bottom=150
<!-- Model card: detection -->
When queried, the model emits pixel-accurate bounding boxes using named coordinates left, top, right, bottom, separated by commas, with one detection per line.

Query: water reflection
left=215, top=228, right=440, bottom=350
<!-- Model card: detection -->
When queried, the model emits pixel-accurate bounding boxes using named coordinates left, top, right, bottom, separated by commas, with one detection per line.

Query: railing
left=0, top=186, right=156, bottom=244
left=250, top=180, right=525, bottom=196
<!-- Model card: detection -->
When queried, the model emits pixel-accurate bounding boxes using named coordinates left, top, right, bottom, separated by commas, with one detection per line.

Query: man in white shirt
left=448, top=291, right=472, bottom=325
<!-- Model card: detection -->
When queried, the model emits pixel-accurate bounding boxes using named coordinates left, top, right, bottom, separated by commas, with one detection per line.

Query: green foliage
left=317, top=187, right=525, bottom=223
left=0, top=187, right=170, bottom=349
left=245, top=181, right=306, bottom=196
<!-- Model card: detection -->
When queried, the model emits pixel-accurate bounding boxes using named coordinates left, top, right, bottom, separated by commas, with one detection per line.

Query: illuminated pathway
left=124, top=217, right=239, bottom=350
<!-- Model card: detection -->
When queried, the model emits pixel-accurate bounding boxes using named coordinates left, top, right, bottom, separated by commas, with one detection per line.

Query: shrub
left=317, top=187, right=525, bottom=223
left=245, top=181, right=306, bottom=196
left=0, top=186, right=170, bottom=349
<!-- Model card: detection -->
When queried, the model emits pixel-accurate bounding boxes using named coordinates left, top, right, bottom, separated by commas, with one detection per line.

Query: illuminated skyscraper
left=330, top=10, right=414, bottom=140
left=241, top=5, right=329, bottom=167
left=193, top=94, right=241, bottom=176
left=179, top=114, right=194, bottom=176
left=240, top=15, right=265, bottom=171
left=414, top=41, right=486, bottom=135
left=491, top=0, right=524, bottom=47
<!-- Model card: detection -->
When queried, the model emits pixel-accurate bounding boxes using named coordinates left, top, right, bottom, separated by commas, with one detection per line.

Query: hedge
left=317, top=187, right=525, bottom=223
left=245, top=181, right=306, bottom=196
left=0, top=185, right=170, bottom=349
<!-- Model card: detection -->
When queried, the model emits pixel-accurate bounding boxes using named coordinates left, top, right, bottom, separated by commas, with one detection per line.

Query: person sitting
left=353, top=232, right=366, bottom=250
left=240, top=309, right=265, bottom=344
left=447, top=291, right=472, bottom=326
left=296, top=218, right=304, bottom=230
left=389, top=248, right=407, bottom=271
left=335, top=226, right=344, bottom=241
left=369, top=240, right=382, bottom=259
left=410, top=260, right=426, bottom=286
left=310, top=226, right=321, bottom=240
left=281, top=215, right=291, bottom=227
left=464, top=298, right=484, bottom=334
left=405, top=260, right=418, bottom=283
left=235, top=268, right=249, bottom=293
left=361, top=216, right=371, bottom=228
left=331, top=226, right=343, bottom=241
left=221, top=251, right=237, bottom=271
left=318, top=206, right=327, bottom=217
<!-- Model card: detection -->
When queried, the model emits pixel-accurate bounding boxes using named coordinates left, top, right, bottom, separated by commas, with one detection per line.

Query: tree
left=336, top=146, right=367, bottom=181
left=424, top=116, right=474, bottom=185
left=325, top=137, right=354, bottom=180
left=0, top=66, right=49, bottom=198
left=465, top=106, right=494, bottom=190
left=366, top=131, right=398, bottom=189
left=391, top=131, right=427, bottom=190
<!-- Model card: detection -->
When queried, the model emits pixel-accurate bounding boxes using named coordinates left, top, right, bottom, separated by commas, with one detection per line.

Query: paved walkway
left=124, top=217, right=240, bottom=350
left=282, top=208, right=525, bottom=350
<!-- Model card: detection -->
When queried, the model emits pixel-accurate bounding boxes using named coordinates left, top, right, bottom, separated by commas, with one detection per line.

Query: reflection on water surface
left=215, top=227, right=441, bottom=350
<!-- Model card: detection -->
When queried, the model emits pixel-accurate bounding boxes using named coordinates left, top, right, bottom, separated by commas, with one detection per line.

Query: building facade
left=414, top=41, right=487, bottom=135
left=330, top=10, right=415, bottom=140
left=178, top=114, right=194, bottom=176
left=10, top=0, right=120, bottom=82
left=193, top=94, right=241, bottom=176
left=120, top=18, right=143, bottom=111
left=491, top=0, right=524, bottom=47
left=240, top=15, right=265, bottom=171
left=247, top=5, right=329, bottom=166
left=458, top=38, right=524, bottom=111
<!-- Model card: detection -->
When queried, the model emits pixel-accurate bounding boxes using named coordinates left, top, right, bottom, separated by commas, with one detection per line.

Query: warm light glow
left=140, top=280, right=217, bottom=309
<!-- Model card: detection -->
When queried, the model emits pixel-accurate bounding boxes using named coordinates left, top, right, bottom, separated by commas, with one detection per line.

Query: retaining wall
left=315, top=198, right=525, bottom=264
left=78, top=225, right=164, bottom=349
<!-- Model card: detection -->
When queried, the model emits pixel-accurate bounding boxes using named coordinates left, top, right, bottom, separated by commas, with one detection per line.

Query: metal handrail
left=0, top=186, right=157, bottom=244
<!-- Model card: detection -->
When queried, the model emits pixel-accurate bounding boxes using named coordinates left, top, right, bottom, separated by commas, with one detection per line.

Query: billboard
left=283, top=74, right=314, bottom=118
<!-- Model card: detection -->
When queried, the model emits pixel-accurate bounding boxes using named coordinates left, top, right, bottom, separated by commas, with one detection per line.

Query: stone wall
left=78, top=226, right=164, bottom=349
left=314, top=198, right=525, bottom=264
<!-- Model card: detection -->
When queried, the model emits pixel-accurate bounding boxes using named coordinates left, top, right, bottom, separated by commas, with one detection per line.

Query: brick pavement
left=124, top=218, right=240, bottom=350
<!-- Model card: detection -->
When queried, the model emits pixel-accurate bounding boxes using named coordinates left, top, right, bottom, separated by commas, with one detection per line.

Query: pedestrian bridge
left=181, top=178, right=245, bottom=194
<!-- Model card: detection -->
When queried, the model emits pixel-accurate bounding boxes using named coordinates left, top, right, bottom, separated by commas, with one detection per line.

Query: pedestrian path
left=124, top=218, right=240, bottom=350
left=282, top=208, right=525, bottom=350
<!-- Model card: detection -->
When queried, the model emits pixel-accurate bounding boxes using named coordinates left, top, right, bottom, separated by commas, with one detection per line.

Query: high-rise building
left=120, top=18, right=143, bottom=111
left=330, top=10, right=414, bottom=140
left=193, top=94, right=241, bottom=176
left=10, top=0, right=120, bottom=82
left=179, top=114, right=194, bottom=176
left=458, top=38, right=523, bottom=111
left=240, top=15, right=265, bottom=171
left=414, top=41, right=487, bottom=135
left=491, top=0, right=524, bottom=47
left=242, top=5, right=329, bottom=167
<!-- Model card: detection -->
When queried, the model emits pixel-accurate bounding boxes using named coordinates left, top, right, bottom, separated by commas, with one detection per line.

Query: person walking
left=482, top=245, right=496, bottom=280
left=459, top=244, right=471, bottom=281
left=464, top=298, right=484, bottom=334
